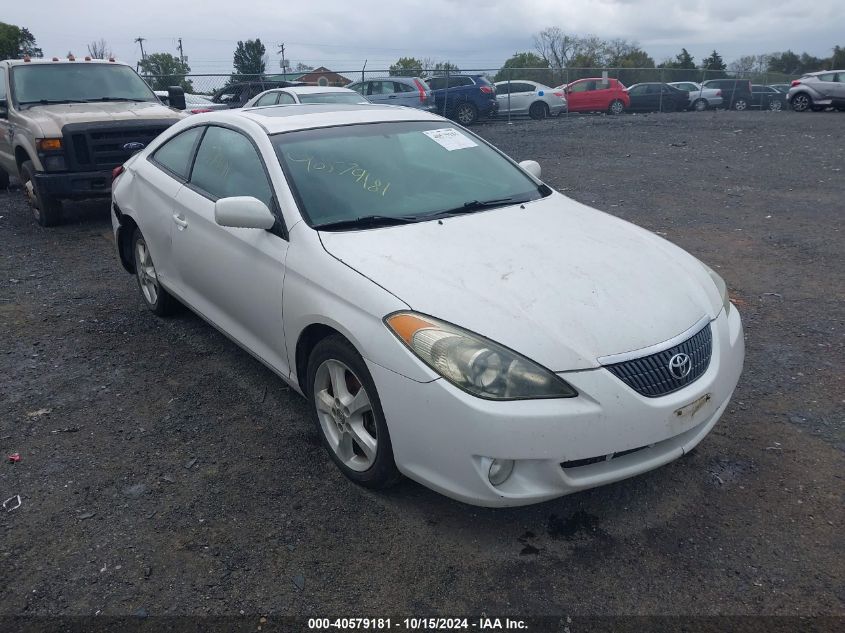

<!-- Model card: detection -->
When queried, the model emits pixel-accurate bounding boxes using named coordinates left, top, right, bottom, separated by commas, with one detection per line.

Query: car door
left=813, top=72, right=837, bottom=99
left=366, top=81, right=395, bottom=105
left=170, top=124, right=291, bottom=375
left=390, top=81, right=417, bottom=108
left=626, top=84, right=648, bottom=111
left=0, top=68, right=12, bottom=172
left=832, top=73, right=845, bottom=99
left=136, top=126, right=206, bottom=286
left=566, top=80, right=593, bottom=111
left=508, top=83, right=535, bottom=114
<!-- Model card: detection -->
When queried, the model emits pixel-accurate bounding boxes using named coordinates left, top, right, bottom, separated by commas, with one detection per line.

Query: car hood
left=319, top=194, right=722, bottom=371
left=22, top=101, right=186, bottom=136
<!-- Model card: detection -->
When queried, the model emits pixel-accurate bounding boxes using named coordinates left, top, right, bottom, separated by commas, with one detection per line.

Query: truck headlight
left=385, top=312, right=577, bottom=400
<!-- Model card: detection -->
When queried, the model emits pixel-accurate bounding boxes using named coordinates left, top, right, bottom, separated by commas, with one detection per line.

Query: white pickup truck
left=0, top=57, right=187, bottom=226
left=667, top=81, right=724, bottom=111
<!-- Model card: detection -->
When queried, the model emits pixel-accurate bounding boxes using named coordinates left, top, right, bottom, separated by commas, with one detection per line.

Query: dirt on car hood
left=22, top=101, right=186, bottom=137
left=319, top=193, right=722, bottom=371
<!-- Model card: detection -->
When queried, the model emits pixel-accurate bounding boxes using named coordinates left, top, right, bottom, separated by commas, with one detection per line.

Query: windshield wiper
left=422, top=197, right=519, bottom=220
left=314, top=215, right=419, bottom=231
left=18, top=99, right=88, bottom=106
left=90, top=97, right=150, bottom=102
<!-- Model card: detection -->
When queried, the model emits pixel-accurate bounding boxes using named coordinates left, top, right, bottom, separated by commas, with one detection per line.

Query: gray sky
left=5, top=0, right=844, bottom=74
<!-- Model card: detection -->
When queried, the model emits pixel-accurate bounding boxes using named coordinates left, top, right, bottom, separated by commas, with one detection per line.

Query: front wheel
left=768, top=100, right=783, bottom=111
left=733, top=98, right=749, bottom=111
left=453, top=102, right=478, bottom=125
left=608, top=99, right=624, bottom=115
left=20, top=161, right=62, bottom=227
left=692, top=98, right=708, bottom=112
left=528, top=101, right=548, bottom=120
left=132, top=228, right=178, bottom=316
left=307, top=335, right=400, bottom=489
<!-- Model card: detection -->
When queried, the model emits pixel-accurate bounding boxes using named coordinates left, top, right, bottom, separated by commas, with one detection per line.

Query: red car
left=559, top=78, right=630, bottom=114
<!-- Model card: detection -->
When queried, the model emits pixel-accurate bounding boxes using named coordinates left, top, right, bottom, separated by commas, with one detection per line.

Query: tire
left=0, top=168, right=9, bottom=189
left=790, top=93, right=812, bottom=112
left=307, top=334, right=401, bottom=489
left=132, top=228, right=177, bottom=316
left=692, top=98, right=708, bottom=112
left=768, top=100, right=783, bottom=112
left=528, top=101, right=548, bottom=120
left=608, top=99, right=624, bottom=115
left=20, top=160, right=62, bottom=227
left=733, top=98, right=749, bottom=111
left=453, top=102, right=478, bottom=126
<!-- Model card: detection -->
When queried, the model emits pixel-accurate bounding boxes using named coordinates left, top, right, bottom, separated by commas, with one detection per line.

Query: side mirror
left=214, top=197, right=276, bottom=230
left=519, top=160, right=541, bottom=180
left=167, top=86, right=186, bottom=111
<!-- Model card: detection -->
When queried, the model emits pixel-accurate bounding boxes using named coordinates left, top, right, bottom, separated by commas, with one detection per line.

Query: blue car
left=426, top=74, right=499, bottom=125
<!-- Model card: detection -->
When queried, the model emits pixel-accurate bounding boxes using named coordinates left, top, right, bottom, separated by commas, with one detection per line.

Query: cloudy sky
left=5, top=0, right=844, bottom=74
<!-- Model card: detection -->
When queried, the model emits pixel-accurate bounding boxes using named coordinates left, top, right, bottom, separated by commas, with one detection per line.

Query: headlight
left=385, top=312, right=577, bottom=400
left=703, top=263, right=731, bottom=314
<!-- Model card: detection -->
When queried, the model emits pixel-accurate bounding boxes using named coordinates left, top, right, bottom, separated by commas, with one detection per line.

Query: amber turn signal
left=37, top=138, right=63, bottom=152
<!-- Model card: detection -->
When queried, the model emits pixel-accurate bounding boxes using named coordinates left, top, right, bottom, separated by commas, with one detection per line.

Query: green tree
left=139, top=52, right=193, bottom=91
left=700, top=50, right=727, bottom=79
left=832, top=45, right=845, bottom=69
left=658, top=48, right=698, bottom=82
left=430, top=61, right=460, bottom=76
left=613, top=48, right=656, bottom=85
left=494, top=52, right=552, bottom=83
left=389, top=56, right=424, bottom=77
left=232, top=38, right=266, bottom=80
left=0, top=22, right=42, bottom=59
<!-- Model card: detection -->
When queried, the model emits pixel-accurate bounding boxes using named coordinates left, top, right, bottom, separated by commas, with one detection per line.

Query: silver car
left=667, top=82, right=723, bottom=111
left=244, top=86, right=369, bottom=108
left=787, top=70, right=845, bottom=112
left=494, top=81, right=567, bottom=119
left=346, top=77, right=436, bottom=111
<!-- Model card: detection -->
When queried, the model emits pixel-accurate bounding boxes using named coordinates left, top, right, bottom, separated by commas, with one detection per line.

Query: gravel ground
left=0, top=111, right=842, bottom=623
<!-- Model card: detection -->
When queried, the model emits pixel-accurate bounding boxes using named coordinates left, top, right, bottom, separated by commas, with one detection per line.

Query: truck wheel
left=20, top=160, right=62, bottom=227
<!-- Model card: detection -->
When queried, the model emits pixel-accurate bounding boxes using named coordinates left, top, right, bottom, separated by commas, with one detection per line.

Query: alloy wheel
left=313, top=359, right=378, bottom=472
left=769, top=100, right=783, bottom=111
left=456, top=104, right=477, bottom=125
left=134, top=239, right=159, bottom=306
left=610, top=100, right=624, bottom=115
left=791, top=94, right=810, bottom=112
left=693, top=99, right=707, bottom=112
left=734, top=99, right=748, bottom=111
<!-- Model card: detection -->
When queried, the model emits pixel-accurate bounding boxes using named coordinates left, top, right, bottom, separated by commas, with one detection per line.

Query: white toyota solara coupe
left=111, top=103, right=744, bottom=507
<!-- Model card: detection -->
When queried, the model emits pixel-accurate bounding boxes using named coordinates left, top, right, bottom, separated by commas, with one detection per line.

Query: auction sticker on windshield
left=422, top=128, right=478, bottom=151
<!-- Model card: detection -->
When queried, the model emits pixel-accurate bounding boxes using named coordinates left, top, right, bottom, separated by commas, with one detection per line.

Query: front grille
left=604, top=323, right=712, bottom=397
left=62, top=120, right=178, bottom=171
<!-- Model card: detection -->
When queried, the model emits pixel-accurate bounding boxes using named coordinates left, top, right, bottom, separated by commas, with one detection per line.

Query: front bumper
left=33, top=170, right=112, bottom=199
left=370, top=306, right=744, bottom=507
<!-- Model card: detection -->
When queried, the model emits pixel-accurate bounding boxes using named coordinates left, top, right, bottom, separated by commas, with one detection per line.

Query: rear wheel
left=453, top=102, right=478, bottom=125
left=20, top=160, right=62, bottom=227
left=608, top=99, right=624, bottom=115
left=528, top=101, right=548, bottom=120
left=733, top=98, right=749, bottom=111
left=307, top=335, right=400, bottom=489
left=790, top=93, right=812, bottom=112
left=768, top=99, right=783, bottom=111
left=692, top=98, right=708, bottom=112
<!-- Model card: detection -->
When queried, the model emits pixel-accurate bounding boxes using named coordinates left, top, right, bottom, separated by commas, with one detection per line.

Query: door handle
left=173, top=213, right=188, bottom=230
left=388, top=95, right=397, bottom=99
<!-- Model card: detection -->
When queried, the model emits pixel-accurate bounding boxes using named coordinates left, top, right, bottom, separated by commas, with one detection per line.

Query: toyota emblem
left=668, top=353, right=692, bottom=379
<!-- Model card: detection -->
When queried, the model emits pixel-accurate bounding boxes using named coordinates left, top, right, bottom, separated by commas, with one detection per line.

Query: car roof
left=228, top=103, right=441, bottom=134
left=258, top=86, right=359, bottom=95
left=3, top=58, right=130, bottom=67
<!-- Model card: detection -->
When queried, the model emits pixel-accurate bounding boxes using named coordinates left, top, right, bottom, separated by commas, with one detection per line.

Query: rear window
left=298, top=92, right=368, bottom=104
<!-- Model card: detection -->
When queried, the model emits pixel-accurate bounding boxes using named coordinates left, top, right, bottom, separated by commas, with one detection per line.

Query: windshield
left=11, top=64, right=157, bottom=105
left=273, top=121, right=546, bottom=229
left=297, top=92, right=368, bottom=105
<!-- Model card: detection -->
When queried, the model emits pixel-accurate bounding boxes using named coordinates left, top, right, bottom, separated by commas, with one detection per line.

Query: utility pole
left=177, top=38, right=185, bottom=65
left=277, top=43, right=287, bottom=73
left=134, top=37, right=146, bottom=72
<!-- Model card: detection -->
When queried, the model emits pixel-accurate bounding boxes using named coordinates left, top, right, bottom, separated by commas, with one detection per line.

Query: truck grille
left=604, top=323, right=712, bottom=397
left=62, top=120, right=178, bottom=171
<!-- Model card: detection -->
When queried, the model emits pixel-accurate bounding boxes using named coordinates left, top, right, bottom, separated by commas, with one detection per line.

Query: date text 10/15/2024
left=307, top=618, right=529, bottom=630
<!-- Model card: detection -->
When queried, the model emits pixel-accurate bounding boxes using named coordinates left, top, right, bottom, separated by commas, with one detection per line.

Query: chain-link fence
left=143, top=67, right=801, bottom=117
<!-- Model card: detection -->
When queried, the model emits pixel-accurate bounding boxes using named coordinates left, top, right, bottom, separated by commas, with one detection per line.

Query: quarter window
left=254, top=92, right=278, bottom=106
left=151, top=127, right=204, bottom=180
left=277, top=92, right=296, bottom=104
left=190, top=126, right=274, bottom=208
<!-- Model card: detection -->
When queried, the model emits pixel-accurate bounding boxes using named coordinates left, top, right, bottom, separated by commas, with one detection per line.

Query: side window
left=511, top=83, right=532, bottom=93
left=370, top=81, right=395, bottom=95
left=254, top=92, right=279, bottom=107
left=190, top=126, right=273, bottom=209
left=817, top=73, right=835, bottom=82
left=628, top=85, right=647, bottom=96
left=348, top=83, right=365, bottom=95
left=395, top=82, right=416, bottom=93
left=0, top=70, right=6, bottom=100
left=569, top=81, right=590, bottom=93
left=151, top=127, right=204, bottom=180
left=277, top=92, right=296, bottom=104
